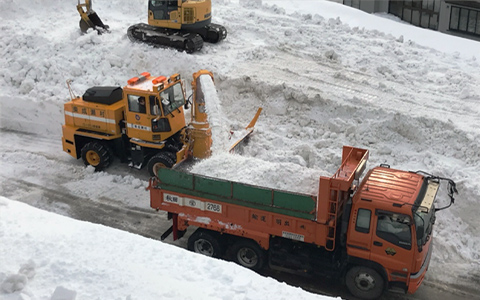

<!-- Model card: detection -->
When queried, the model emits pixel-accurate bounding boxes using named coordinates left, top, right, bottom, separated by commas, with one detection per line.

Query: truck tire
left=231, top=239, right=265, bottom=271
left=187, top=229, right=223, bottom=258
left=345, top=266, right=384, bottom=300
left=147, top=152, right=175, bottom=177
left=80, top=142, right=111, bottom=171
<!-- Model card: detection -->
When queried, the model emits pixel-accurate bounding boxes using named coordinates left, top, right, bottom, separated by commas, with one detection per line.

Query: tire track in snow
left=1, top=177, right=167, bottom=240
left=230, top=50, right=480, bottom=135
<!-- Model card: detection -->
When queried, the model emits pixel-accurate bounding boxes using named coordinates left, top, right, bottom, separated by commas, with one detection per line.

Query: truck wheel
left=147, top=152, right=175, bottom=177
left=231, top=239, right=265, bottom=271
left=187, top=229, right=223, bottom=258
left=345, top=266, right=384, bottom=300
left=80, top=142, right=111, bottom=171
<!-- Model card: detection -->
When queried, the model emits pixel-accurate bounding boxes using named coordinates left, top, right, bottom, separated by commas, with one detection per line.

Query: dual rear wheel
left=187, top=229, right=223, bottom=258
left=187, top=228, right=384, bottom=299
left=187, top=228, right=265, bottom=271
left=231, top=240, right=265, bottom=271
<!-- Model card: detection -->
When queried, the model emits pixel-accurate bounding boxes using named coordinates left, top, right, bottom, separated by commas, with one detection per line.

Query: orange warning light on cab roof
left=152, top=76, right=167, bottom=85
left=128, top=72, right=151, bottom=85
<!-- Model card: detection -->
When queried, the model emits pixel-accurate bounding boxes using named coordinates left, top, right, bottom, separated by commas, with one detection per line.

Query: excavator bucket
left=77, top=0, right=109, bottom=33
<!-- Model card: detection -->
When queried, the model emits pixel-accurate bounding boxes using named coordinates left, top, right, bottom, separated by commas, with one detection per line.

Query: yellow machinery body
left=63, top=72, right=192, bottom=176
left=62, top=98, right=123, bottom=159
left=62, top=70, right=258, bottom=176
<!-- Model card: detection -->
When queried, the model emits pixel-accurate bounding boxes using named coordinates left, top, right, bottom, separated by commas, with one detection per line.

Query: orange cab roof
left=357, top=166, right=425, bottom=209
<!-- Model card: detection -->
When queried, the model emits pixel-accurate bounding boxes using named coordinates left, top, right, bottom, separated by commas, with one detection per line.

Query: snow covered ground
left=0, top=197, right=336, bottom=300
left=1, top=0, right=480, bottom=299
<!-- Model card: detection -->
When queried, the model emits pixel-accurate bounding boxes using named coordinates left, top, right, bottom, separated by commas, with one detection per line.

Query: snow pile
left=0, top=197, right=337, bottom=300
left=190, top=152, right=323, bottom=194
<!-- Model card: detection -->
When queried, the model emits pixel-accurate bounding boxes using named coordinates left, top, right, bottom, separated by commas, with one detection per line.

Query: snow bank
left=0, top=197, right=337, bottom=300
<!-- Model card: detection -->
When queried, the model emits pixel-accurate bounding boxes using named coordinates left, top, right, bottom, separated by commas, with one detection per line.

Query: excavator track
left=127, top=23, right=204, bottom=54
left=189, top=23, right=227, bottom=44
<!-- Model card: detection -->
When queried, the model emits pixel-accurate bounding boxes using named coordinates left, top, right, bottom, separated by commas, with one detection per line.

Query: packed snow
left=0, top=197, right=336, bottom=300
left=1, top=0, right=480, bottom=299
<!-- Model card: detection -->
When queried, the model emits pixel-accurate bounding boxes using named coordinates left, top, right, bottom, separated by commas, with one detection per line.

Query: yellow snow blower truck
left=62, top=70, right=261, bottom=176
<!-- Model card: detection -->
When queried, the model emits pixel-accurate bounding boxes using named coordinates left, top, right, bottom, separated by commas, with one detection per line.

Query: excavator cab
left=77, top=0, right=109, bottom=33
left=148, top=0, right=208, bottom=29
left=149, top=1, right=180, bottom=21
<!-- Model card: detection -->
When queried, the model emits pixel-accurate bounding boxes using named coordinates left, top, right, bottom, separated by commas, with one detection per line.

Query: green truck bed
left=156, top=168, right=317, bottom=220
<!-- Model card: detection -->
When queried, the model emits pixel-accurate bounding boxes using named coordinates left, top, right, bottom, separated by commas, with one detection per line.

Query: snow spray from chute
left=196, top=74, right=262, bottom=155
left=198, top=74, right=232, bottom=154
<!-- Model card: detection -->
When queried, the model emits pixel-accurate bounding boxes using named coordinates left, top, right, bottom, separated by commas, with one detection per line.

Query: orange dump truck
left=149, top=146, right=457, bottom=299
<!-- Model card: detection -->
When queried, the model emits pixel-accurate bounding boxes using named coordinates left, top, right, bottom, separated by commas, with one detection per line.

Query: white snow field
left=1, top=0, right=479, bottom=299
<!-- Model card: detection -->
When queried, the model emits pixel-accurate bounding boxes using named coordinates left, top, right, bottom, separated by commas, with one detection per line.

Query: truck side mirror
left=416, top=225, right=425, bottom=252
left=416, top=225, right=424, bottom=241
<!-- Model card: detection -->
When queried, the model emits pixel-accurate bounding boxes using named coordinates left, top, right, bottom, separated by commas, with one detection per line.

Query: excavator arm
left=77, top=0, right=109, bottom=33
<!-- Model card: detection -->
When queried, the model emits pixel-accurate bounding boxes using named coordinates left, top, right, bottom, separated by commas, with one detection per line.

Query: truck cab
left=346, top=166, right=439, bottom=296
left=123, top=73, right=187, bottom=144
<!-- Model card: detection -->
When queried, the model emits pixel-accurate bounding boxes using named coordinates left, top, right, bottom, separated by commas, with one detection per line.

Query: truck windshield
left=414, top=206, right=435, bottom=247
left=376, top=213, right=412, bottom=250
left=413, top=178, right=438, bottom=248
left=160, top=83, right=184, bottom=115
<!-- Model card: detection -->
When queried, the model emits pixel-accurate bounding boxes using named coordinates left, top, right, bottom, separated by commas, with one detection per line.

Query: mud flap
left=161, top=213, right=186, bottom=241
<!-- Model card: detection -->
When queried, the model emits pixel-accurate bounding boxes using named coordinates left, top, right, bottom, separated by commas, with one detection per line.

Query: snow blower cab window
left=160, top=83, right=184, bottom=116
left=376, top=213, right=412, bottom=250
left=128, top=95, right=147, bottom=114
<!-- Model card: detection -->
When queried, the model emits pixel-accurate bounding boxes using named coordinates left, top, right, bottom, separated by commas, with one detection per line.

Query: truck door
left=346, top=206, right=374, bottom=261
left=125, top=93, right=153, bottom=141
left=369, top=211, right=414, bottom=282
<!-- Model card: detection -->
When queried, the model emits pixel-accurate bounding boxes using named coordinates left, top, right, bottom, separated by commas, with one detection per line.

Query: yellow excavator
left=62, top=70, right=260, bottom=176
left=127, top=0, right=227, bottom=53
left=77, top=0, right=109, bottom=33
